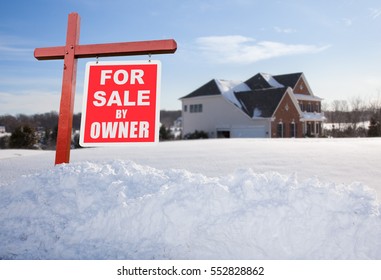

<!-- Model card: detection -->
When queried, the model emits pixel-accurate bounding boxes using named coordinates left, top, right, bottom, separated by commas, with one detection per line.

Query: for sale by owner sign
left=79, top=60, right=161, bottom=147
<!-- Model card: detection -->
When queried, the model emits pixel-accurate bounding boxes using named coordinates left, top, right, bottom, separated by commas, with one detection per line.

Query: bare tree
left=331, top=100, right=349, bottom=131
left=368, top=91, right=381, bottom=117
left=349, top=95, right=365, bottom=129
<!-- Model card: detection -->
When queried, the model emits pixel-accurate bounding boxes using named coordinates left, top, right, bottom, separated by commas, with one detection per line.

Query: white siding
left=181, top=95, right=271, bottom=138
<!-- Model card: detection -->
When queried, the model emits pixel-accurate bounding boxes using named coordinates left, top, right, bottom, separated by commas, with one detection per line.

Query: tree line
left=0, top=112, right=81, bottom=149
left=322, top=94, right=381, bottom=137
left=0, top=110, right=182, bottom=149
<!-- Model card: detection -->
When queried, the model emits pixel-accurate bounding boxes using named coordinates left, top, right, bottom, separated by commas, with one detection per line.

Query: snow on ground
left=0, top=149, right=51, bottom=160
left=1, top=138, right=381, bottom=259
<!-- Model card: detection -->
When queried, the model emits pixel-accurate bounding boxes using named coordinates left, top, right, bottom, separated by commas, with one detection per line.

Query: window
left=277, top=123, right=283, bottom=138
left=190, top=104, right=203, bottom=113
left=299, top=102, right=304, bottom=111
left=307, top=103, right=312, bottom=112
left=184, top=105, right=187, bottom=112
left=290, top=122, right=297, bottom=138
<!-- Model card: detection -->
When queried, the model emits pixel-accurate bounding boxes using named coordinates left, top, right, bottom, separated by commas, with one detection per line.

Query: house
left=180, top=72, right=325, bottom=138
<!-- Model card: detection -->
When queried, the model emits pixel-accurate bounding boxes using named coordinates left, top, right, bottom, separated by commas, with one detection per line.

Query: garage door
left=231, top=126, right=267, bottom=138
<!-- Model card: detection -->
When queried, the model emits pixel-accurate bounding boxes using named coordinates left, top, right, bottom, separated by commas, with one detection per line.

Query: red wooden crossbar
left=34, top=12, right=177, bottom=165
left=34, top=40, right=178, bottom=60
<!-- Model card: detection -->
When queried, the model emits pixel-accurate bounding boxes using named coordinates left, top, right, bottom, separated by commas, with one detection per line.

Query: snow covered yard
left=0, top=138, right=381, bottom=259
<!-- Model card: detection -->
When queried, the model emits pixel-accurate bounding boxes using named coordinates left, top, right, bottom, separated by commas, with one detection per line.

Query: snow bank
left=1, top=160, right=380, bottom=260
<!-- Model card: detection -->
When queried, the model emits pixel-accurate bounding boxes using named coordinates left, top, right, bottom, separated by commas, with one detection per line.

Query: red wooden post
left=34, top=12, right=177, bottom=165
left=55, top=12, right=80, bottom=165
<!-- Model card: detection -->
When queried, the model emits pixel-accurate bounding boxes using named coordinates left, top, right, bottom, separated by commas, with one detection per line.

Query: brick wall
left=271, top=92, right=303, bottom=138
left=293, top=79, right=309, bottom=95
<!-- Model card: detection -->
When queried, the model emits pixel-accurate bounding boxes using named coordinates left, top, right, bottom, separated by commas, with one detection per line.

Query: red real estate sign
left=80, top=60, right=161, bottom=147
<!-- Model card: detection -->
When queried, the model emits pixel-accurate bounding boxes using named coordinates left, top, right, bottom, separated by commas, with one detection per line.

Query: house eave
left=180, top=95, right=221, bottom=101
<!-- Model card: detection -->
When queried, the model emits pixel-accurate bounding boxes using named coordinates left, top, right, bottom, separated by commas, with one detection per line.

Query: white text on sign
left=100, top=69, right=144, bottom=85
left=93, top=90, right=150, bottom=107
left=90, top=121, right=149, bottom=139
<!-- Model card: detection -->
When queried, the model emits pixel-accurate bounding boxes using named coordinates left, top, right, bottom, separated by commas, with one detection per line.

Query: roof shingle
left=244, top=73, right=272, bottom=90
left=234, top=88, right=287, bottom=118
left=273, top=73, right=302, bottom=89
left=180, top=79, right=221, bottom=99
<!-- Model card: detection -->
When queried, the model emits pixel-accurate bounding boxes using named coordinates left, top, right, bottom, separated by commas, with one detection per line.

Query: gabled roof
left=244, top=73, right=284, bottom=90
left=180, top=72, right=325, bottom=122
left=244, top=73, right=273, bottom=90
left=180, top=72, right=319, bottom=105
left=272, top=73, right=303, bottom=89
left=234, top=88, right=287, bottom=118
left=180, top=79, right=221, bottom=99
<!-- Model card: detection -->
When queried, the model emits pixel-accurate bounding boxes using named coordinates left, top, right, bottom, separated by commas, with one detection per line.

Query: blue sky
left=1, top=0, right=381, bottom=115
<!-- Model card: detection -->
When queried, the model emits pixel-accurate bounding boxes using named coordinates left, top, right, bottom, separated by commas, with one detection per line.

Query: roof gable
left=273, top=73, right=302, bottom=89
left=180, top=79, right=221, bottom=99
left=244, top=73, right=273, bottom=90
left=234, top=88, right=287, bottom=118
left=272, top=87, right=303, bottom=118
left=293, top=73, right=315, bottom=96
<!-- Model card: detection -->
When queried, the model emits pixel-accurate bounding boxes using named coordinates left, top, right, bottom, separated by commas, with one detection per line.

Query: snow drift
left=1, top=159, right=380, bottom=260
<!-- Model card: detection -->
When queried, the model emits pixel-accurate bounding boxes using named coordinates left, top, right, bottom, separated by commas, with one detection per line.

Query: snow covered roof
left=244, top=73, right=274, bottom=90
left=214, top=79, right=250, bottom=108
left=180, top=72, right=309, bottom=100
left=273, top=72, right=303, bottom=88
left=260, top=73, right=283, bottom=88
left=180, top=72, right=324, bottom=120
left=234, top=87, right=287, bottom=118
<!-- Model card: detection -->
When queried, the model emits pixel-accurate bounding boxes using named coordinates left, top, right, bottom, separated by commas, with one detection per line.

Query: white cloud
left=274, top=26, right=296, bottom=33
left=0, top=44, right=33, bottom=61
left=195, top=35, right=330, bottom=64
left=341, top=18, right=353, bottom=27
left=0, top=35, right=35, bottom=61
left=369, top=8, right=381, bottom=19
